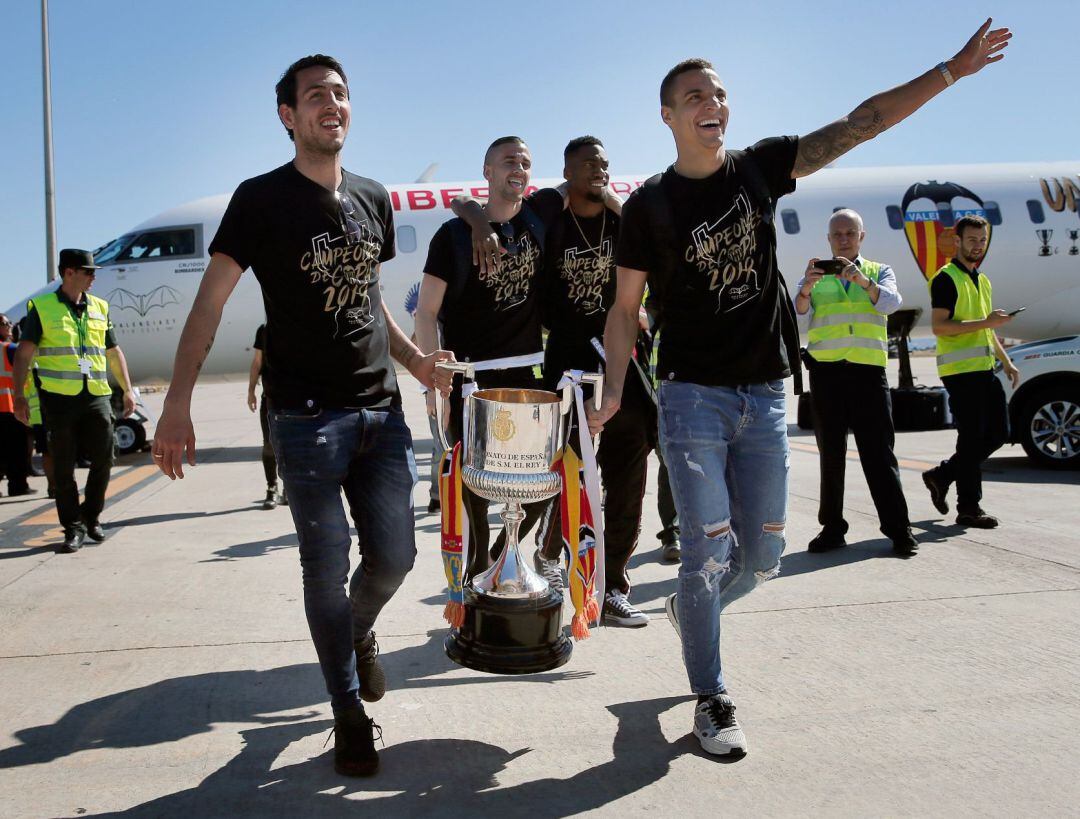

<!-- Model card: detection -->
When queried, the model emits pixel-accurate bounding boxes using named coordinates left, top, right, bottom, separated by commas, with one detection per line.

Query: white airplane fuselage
left=8, top=161, right=1080, bottom=380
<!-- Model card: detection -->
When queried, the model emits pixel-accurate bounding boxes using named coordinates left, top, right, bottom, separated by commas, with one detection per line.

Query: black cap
left=58, top=248, right=101, bottom=271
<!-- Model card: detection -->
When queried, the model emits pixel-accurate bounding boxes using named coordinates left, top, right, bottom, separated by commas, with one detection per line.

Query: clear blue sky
left=2, top=0, right=1077, bottom=301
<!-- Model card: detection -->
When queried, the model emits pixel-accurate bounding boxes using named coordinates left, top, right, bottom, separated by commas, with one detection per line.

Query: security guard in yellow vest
left=795, top=209, right=918, bottom=557
left=923, top=215, right=1019, bottom=529
left=13, top=249, right=137, bottom=553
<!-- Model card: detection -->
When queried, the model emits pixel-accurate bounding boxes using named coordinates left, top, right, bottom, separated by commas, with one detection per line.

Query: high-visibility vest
left=26, top=369, right=42, bottom=426
left=30, top=291, right=112, bottom=397
left=0, top=343, right=14, bottom=413
left=930, top=262, right=995, bottom=377
left=806, top=259, right=888, bottom=367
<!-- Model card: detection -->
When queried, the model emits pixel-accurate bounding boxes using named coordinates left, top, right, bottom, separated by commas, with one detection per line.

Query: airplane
left=7, top=161, right=1079, bottom=382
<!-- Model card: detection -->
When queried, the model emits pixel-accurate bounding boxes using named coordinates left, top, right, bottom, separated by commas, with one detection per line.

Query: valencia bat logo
left=900, top=180, right=989, bottom=280
left=105, top=286, right=183, bottom=317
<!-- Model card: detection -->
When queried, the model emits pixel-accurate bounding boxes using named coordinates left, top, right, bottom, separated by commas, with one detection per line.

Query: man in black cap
left=13, top=249, right=137, bottom=553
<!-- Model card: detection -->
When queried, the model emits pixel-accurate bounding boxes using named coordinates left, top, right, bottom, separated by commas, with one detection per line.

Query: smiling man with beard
left=590, top=20, right=1012, bottom=757
left=152, top=55, right=453, bottom=778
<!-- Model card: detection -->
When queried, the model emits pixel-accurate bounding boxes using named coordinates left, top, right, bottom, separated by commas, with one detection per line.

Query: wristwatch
left=936, top=61, right=955, bottom=87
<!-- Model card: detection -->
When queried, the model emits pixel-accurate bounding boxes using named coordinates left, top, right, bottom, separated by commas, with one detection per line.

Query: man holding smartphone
left=923, top=214, right=1019, bottom=528
left=794, top=209, right=918, bottom=557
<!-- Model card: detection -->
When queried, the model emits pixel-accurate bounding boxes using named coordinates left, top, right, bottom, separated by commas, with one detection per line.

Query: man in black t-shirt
left=415, top=136, right=563, bottom=579
left=589, top=22, right=1012, bottom=758
left=531, top=136, right=653, bottom=628
left=153, top=55, right=453, bottom=778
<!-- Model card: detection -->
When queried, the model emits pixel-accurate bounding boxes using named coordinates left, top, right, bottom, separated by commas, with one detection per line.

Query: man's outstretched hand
left=952, top=18, right=1011, bottom=79
left=152, top=404, right=197, bottom=480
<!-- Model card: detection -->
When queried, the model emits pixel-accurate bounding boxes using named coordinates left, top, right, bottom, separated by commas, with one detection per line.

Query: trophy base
left=445, top=586, right=572, bottom=675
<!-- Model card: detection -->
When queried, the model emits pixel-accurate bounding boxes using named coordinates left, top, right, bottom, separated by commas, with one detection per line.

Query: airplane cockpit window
left=397, top=225, right=417, bottom=253
left=780, top=209, right=800, bottom=235
left=93, top=234, right=135, bottom=266
left=983, top=201, right=1002, bottom=226
left=92, top=224, right=204, bottom=267
left=1026, top=200, right=1046, bottom=224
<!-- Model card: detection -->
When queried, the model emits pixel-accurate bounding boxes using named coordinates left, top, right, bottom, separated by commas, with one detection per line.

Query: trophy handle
left=558, top=370, right=605, bottom=449
left=434, top=361, right=475, bottom=451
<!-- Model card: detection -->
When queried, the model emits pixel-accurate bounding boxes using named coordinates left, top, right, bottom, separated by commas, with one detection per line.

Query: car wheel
left=1018, top=387, right=1080, bottom=469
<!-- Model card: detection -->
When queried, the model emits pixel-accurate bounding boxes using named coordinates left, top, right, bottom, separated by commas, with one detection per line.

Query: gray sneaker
left=694, top=694, right=748, bottom=756
left=665, top=592, right=680, bottom=637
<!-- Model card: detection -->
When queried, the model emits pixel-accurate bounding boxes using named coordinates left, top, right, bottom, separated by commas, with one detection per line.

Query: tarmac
left=0, top=357, right=1077, bottom=818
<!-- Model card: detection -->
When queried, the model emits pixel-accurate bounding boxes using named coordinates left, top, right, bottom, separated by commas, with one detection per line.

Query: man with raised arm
left=152, top=55, right=452, bottom=778
left=589, top=21, right=1010, bottom=757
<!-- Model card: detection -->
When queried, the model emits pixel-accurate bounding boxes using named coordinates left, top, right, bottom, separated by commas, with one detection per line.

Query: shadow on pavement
left=194, top=446, right=267, bottom=466
left=108, top=508, right=253, bottom=529
left=981, top=455, right=1080, bottom=485
left=86, top=694, right=696, bottom=817
left=202, top=533, right=299, bottom=562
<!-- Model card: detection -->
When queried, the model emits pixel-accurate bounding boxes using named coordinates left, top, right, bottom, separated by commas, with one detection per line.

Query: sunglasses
left=337, top=193, right=363, bottom=246
left=499, top=222, right=520, bottom=257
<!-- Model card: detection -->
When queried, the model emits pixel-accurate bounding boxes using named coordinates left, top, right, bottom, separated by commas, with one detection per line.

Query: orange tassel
left=571, top=612, right=591, bottom=641
left=584, top=595, right=600, bottom=623
left=443, top=601, right=465, bottom=628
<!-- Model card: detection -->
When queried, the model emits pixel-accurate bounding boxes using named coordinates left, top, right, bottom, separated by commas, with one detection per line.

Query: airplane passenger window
left=780, top=209, right=800, bottom=235
left=983, top=201, right=1002, bottom=226
left=885, top=205, right=904, bottom=230
left=397, top=225, right=417, bottom=253
left=1026, top=200, right=1046, bottom=224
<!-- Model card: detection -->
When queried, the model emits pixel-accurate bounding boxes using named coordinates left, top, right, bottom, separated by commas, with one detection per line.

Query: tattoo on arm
left=793, top=100, right=886, bottom=177
left=194, top=333, right=215, bottom=374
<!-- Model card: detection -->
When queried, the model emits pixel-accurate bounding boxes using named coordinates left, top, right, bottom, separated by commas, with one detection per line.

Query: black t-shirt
left=424, top=189, right=562, bottom=363
left=616, top=137, right=798, bottom=386
left=209, top=162, right=398, bottom=409
left=930, top=259, right=982, bottom=319
left=543, top=203, right=620, bottom=375
left=253, top=324, right=268, bottom=377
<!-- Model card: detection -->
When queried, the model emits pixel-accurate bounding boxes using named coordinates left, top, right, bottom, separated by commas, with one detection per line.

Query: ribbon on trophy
left=438, top=380, right=476, bottom=628
left=555, top=371, right=606, bottom=640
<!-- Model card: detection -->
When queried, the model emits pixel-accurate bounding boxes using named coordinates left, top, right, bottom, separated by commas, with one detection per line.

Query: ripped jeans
left=658, top=380, right=789, bottom=695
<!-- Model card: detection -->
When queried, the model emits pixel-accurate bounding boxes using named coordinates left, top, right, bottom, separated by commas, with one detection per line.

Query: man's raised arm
left=153, top=252, right=244, bottom=479
left=791, top=19, right=1011, bottom=179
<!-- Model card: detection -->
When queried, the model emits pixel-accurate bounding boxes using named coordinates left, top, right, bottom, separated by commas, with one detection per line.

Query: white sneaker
left=534, top=553, right=564, bottom=593
left=603, top=590, right=649, bottom=627
left=665, top=593, right=680, bottom=637
left=694, top=694, right=748, bottom=756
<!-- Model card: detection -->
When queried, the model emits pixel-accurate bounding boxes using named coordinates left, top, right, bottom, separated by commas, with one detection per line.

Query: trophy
left=1036, top=229, right=1053, bottom=257
left=435, top=361, right=602, bottom=674
left=1068, top=229, right=1079, bottom=256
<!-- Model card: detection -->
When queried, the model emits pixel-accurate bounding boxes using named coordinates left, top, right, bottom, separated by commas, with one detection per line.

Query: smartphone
left=1007, top=307, right=1026, bottom=316
left=816, top=259, right=846, bottom=275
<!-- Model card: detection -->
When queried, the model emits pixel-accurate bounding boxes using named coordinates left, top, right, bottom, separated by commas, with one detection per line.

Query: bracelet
left=937, top=61, right=955, bottom=87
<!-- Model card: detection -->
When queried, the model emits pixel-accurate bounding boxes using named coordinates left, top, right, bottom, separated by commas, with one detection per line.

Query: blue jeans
left=269, top=405, right=418, bottom=711
left=658, top=380, right=789, bottom=695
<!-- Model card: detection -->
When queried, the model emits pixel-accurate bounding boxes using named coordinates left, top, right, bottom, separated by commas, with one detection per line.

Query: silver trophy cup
left=435, top=361, right=602, bottom=673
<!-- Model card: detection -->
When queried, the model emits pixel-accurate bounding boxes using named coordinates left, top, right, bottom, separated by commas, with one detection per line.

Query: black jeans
left=447, top=366, right=549, bottom=581
left=42, top=392, right=114, bottom=536
left=540, top=367, right=657, bottom=595
left=938, top=370, right=1009, bottom=513
left=258, top=395, right=279, bottom=488
left=809, top=360, right=910, bottom=539
left=0, top=413, right=31, bottom=493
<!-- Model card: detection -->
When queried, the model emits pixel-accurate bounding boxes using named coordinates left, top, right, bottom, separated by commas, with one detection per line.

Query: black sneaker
left=808, top=530, right=846, bottom=553
left=331, top=707, right=381, bottom=777
left=355, top=631, right=387, bottom=703
left=956, top=509, right=999, bottom=529
left=922, top=470, right=950, bottom=515
left=603, top=589, right=649, bottom=627
left=262, top=488, right=278, bottom=510
left=693, top=694, right=748, bottom=756
left=891, top=530, right=919, bottom=557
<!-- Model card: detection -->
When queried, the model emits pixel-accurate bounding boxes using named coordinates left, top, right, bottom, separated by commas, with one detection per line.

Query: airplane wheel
left=115, top=419, right=147, bottom=456
left=1018, top=386, right=1080, bottom=469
